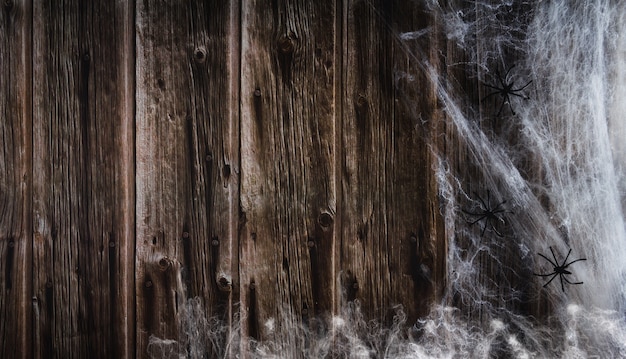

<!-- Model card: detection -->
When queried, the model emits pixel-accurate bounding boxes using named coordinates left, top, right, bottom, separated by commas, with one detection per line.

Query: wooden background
left=0, top=0, right=532, bottom=358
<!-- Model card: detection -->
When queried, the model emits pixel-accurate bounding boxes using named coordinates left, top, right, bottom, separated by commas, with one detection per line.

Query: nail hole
left=253, top=88, right=262, bottom=97
left=182, top=232, right=190, bottom=239
left=318, top=213, right=333, bottom=228
left=194, top=47, right=207, bottom=63
left=145, top=280, right=153, bottom=288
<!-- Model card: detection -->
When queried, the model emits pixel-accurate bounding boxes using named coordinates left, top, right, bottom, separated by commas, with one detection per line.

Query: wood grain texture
left=239, top=0, right=338, bottom=348
left=0, top=1, right=32, bottom=358
left=31, top=1, right=134, bottom=357
left=135, top=0, right=239, bottom=357
left=340, top=0, right=445, bottom=324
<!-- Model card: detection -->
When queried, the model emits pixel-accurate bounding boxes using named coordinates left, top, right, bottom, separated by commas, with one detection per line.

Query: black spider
left=483, top=65, right=532, bottom=116
left=534, top=246, right=586, bottom=292
left=462, top=191, right=509, bottom=237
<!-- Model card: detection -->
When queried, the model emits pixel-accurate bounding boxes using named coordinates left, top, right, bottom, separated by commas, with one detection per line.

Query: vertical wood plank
left=239, top=0, right=338, bottom=348
left=340, top=0, right=444, bottom=324
left=0, top=1, right=32, bottom=358
left=135, top=0, right=239, bottom=356
left=31, top=1, right=134, bottom=357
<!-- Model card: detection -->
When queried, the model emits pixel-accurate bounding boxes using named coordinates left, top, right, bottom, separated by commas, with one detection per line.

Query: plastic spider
left=483, top=65, right=532, bottom=116
left=534, top=247, right=586, bottom=292
left=462, top=191, right=509, bottom=237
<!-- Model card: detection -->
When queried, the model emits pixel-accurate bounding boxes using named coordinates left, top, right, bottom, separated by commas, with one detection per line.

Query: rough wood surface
left=135, top=0, right=239, bottom=357
left=31, top=1, right=134, bottom=357
left=239, top=0, right=338, bottom=348
left=0, top=1, right=32, bottom=358
left=0, top=2, right=546, bottom=357
left=339, top=0, right=445, bottom=324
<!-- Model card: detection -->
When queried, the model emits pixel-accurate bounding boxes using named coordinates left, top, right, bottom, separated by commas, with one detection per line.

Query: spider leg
left=538, top=252, right=558, bottom=267
left=461, top=209, right=482, bottom=216
left=480, top=221, right=488, bottom=237
left=491, top=222, right=504, bottom=237
left=559, top=274, right=565, bottom=292
left=509, top=92, right=529, bottom=99
left=504, top=65, right=516, bottom=79
left=512, top=80, right=533, bottom=92
left=562, top=277, right=584, bottom=286
left=564, top=258, right=587, bottom=267
left=542, top=273, right=559, bottom=288
left=475, top=192, right=489, bottom=210
left=496, top=93, right=515, bottom=116
left=549, top=247, right=561, bottom=267
left=484, top=84, right=504, bottom=91
left=467, top=214, right=487, bottom=226
left=482, top=90, right=502, bottom=101
left=533, top=271, right=557, bottom=277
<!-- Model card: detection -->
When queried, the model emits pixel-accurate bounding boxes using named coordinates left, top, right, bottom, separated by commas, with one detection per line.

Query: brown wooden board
left=339, top=0, right=445, bottom=324
left=0, top=1, right=32, bottom=358
left=238, top=0, right=338, bottom=351
left=31, top=1, right=134, bottom=357
left=135, top=0, right=239, bottom=357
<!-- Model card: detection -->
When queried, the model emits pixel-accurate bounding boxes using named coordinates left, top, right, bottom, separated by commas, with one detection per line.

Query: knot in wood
left=144, top=280, right=153, bottom=288
left=158, top=257, right=171, bottom=271
left=356, top=95, right=368, bottom=108
left=318, top=212, right=333, bottom=228
left=278, top=36, right=294, bottom=55
left=182, top=231, right=190, bottom=239
left=307, top=240, right=315, bottom=248
left=193, top=47, right=207, bottom=63
left=218, top=277, right=231, bottom=292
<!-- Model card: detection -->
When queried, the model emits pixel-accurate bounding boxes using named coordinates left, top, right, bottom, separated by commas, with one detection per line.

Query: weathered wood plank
left=0, top=1, right=32, bottom=358
left=135, top=0, right=239, bottom=357
left=31, top=1, right=134, bottom=357
left=340, top=0, right=444, bottom=324
left=239, top=0, right=338, bottom=348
